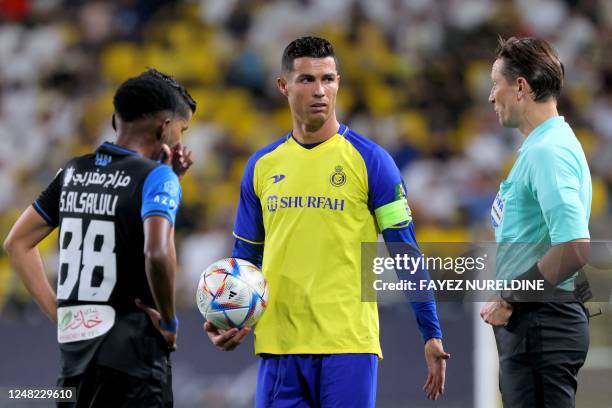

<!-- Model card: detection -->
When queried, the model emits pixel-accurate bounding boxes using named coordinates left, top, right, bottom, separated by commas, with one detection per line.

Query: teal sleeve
left=529, top=146, right=590, bottom=244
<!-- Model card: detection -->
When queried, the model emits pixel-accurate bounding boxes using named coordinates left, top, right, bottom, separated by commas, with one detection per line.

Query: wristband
left=160, top=317, right=179, bottom=333
left=501, top=262, right=554, bottom=305
left=516, top=262, right=555, bottom=290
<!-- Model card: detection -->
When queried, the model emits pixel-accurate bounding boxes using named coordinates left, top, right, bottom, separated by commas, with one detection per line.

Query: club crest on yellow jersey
left=330, top=165, right=346, bottom=187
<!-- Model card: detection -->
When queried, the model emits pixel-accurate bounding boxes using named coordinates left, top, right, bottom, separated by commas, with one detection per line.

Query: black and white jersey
left=34, top=142, right=181, bottom=378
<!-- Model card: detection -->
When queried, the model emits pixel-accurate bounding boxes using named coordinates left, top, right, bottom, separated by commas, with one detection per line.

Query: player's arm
left=381, top=224, right=443, bottom=339
left=204, top=154, right=263, bottom=351
left=382, top=224, right=449, bottom=400
left=143, top=217, right=176, bottom=323
left=367, top=146, right=449, bottom=400
left=139, top=216, right=178, bottom=350
left=4, top=207, right=57, bottom=323
left=3, top=168, right=63, bottom=324
left=231, top=153, right=265, bottom=268
left=367, top=147, right=444, bottom=342
left=232, top=238, right=263, bottom=268
left=137, top=165, right=182, bottom=349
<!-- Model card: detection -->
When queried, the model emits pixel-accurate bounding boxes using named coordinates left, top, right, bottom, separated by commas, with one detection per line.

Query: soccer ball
left=196, top=258, right=268, bottom=330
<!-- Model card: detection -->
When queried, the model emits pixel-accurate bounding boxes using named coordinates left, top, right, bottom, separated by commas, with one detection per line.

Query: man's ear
left=157, top=117, right=172, bottom=143
left=277, top=77, right=288, bottom=97
left=516, top=77, right=529, bottom=100
left=111, top=113, right=116, bottom=131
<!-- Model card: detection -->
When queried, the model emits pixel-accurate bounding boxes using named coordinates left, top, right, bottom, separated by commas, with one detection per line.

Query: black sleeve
left=33, top=168, right=64, bottom=227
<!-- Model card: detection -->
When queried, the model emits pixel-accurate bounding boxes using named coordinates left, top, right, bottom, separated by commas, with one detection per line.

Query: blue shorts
left=256, top=354, right=378, bottom=408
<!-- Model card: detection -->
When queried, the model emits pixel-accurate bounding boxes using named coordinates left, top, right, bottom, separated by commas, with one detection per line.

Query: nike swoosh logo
left=271, top=174, right=285, bottom=184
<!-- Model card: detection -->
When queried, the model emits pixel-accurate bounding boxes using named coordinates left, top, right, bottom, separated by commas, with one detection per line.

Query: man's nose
left=313, top=80, right=324, bottom=97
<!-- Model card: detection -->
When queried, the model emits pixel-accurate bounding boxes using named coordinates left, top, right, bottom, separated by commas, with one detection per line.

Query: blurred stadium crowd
left=0, top=0, right=611, bottom=312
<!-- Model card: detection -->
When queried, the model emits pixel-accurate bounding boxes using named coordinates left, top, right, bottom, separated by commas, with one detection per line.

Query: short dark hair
left=281, top=36, right=338, bottom=73
left=113, top=69, right=196, bottom=122
left=495, top=36, right=564, bottom=102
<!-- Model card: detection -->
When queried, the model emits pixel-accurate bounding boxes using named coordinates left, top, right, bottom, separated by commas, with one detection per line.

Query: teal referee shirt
left=492, top=116, right=592, bottom=291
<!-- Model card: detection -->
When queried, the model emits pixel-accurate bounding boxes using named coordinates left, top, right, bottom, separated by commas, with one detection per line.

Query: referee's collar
left=519, top=116, right=565, bottom=153
left=98, top=142, right=141, bottom=157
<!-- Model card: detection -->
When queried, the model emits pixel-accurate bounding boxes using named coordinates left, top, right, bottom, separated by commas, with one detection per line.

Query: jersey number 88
left=57, top=217, right=117, bottom=302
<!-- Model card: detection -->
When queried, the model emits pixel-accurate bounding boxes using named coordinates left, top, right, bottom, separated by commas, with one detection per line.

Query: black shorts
left=57, top=363, right=172, bottom=408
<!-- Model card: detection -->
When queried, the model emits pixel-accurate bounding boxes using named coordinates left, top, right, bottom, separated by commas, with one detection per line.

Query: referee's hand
left=423, top=338, right=450, bottom=400
left=480, top=297, right=513, bottom=327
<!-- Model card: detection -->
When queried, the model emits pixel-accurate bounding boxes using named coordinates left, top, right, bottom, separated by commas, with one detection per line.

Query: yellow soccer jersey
left=232, top=124, right=440, bottom=356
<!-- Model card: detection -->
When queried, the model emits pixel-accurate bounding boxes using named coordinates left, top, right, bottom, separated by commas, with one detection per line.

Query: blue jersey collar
left=287, top=123, right=350, bottom=150
left=98, top=142, right=141, bottom=157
